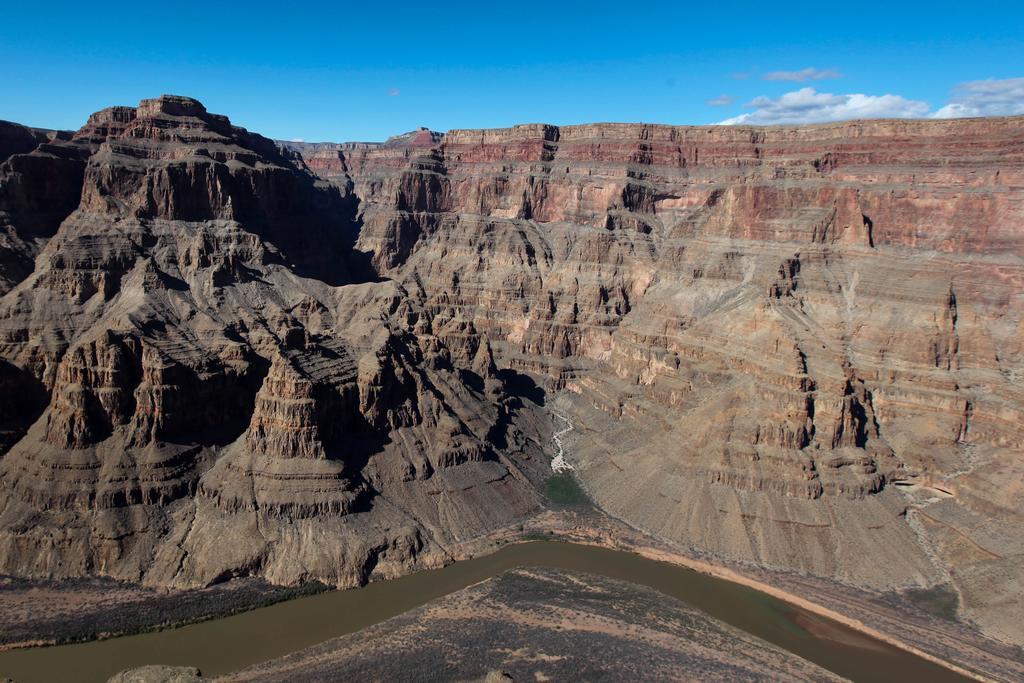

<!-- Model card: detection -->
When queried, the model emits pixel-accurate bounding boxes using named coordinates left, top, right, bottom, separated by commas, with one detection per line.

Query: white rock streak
left=550, top=412, right=575, bottom=473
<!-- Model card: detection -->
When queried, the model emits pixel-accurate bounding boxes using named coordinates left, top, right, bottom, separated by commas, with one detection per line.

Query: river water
left=0, top=540, right=971, bottom=682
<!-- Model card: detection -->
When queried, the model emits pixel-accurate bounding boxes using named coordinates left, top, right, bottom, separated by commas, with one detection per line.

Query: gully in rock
left=549, top=412, right=576, bottom=473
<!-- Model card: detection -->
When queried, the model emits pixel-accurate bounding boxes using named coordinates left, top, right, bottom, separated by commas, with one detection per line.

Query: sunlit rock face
left=294, top=115, right=1024, bottom=644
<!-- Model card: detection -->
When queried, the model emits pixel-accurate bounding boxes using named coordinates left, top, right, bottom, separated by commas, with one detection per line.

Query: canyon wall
left=0, top=98, right=548, bottom=589
left=2, top=97, right=1023, bottom=645
left=299, top=116, right=1024, bottom=643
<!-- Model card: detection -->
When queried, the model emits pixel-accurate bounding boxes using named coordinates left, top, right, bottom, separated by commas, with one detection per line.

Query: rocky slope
left=291, top=115, right=1024, bottom=644
left=0, top=96, right=548, bottom=589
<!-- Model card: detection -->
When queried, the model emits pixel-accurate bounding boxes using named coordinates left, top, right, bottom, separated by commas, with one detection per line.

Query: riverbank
left=2, top=511, right=1021, bottom=681
left=0, top=575, right=329, bottom=652
left=221, top=566, right=847, bottom=682
left=466, top=509, right=1024, bottom=683
left=2, top=504, right=1021, bottom=680
left=504, top=512, right=999, bottom=682
left=0, top=540, right=979, bottom=683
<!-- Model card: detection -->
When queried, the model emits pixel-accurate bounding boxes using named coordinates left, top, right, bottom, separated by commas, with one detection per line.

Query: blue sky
left=1, top=1, right=1022, bottom=141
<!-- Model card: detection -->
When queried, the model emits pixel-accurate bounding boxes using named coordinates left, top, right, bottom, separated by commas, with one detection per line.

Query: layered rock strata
left=292, top=115, right=1024, bottom=644
left=0, top=96, right=547, bottom=588
left=2, top=96, right=1023, bottom=647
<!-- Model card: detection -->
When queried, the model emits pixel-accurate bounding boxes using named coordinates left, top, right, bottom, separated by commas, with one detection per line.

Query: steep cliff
left=296, top=116, right=1024, bottom=643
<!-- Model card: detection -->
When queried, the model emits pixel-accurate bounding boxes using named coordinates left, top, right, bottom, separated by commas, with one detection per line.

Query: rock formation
left=1, top=96, right=1023, bottom=646
left=0, top=96, right=547, bottom=589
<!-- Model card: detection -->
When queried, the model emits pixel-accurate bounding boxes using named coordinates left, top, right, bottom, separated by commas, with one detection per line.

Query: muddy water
left=0, top=541, right=972, bottom=683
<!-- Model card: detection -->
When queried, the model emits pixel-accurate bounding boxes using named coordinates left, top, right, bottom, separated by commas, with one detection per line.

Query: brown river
left=0, top=540, right=972, bottom=682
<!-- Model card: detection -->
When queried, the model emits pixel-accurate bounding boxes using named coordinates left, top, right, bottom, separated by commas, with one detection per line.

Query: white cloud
left=388, top=88, right=401, bottom=97
left=931, top=77, right=1024, bottom=118
left=706, top=95, right=735, bottom=107
left=718, top=87, right=930, bottom=125
left=763, top=67, right=843, bottom=82
left=290, top=138, right=305, bottom=143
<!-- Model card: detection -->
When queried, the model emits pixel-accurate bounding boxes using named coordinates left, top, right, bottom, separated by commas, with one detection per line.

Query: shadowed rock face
left=0, top=121, right=89, bottom=292
left=293, top=116, right=1024, bottom=644
left=0, top=121, right=51, bottom=163
left=0, top=96, right=547, bottom=589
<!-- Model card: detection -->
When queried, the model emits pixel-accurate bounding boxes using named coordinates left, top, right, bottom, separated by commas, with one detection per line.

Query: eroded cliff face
left=295, top=116, right=1024, bottom=643
left=0, top=96, right=547, bottom=588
